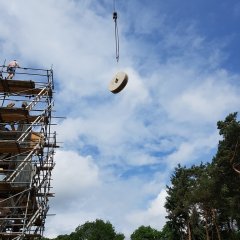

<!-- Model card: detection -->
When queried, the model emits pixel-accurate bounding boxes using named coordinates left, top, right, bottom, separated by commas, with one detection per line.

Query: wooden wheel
left=108, top=72, right=128, bottom=94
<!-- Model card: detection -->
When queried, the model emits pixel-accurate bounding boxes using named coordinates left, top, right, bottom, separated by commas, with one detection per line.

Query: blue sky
left=0, top=0, right=240, bottom=239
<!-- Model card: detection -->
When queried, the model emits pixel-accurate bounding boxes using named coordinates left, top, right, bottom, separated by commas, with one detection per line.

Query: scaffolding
left=0, top=65, right=57, bottom=239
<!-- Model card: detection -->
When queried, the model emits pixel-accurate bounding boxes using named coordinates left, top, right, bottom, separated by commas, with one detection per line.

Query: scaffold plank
left=0, top=107, right=43, bottom=123
left=0, top=233, right=41, bottom=238
left=0, top=182, right=11, bottom=191
left=0, top=131, right=43, bottom=142
left=36, top=166, right=54, bottom=171
left=0, top=131, right=19, bottom=139
left=0, top=79, right=49, bottom=95
left=0, top=141, right=37, bottom=153
left=0, top=79, right=35, bottom=90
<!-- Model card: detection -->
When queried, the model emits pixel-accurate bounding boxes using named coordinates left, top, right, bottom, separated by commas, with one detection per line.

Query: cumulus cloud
left=125, top=190, right=167, bottom=238
left=52, top=150, right=100, bottom=198
left=167, top=70, right=239, bottom=124
left=0, top=0, right=240, bottom=238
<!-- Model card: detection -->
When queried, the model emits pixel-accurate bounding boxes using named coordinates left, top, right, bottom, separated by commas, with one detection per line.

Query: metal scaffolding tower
left=0, top=65, right=57, bottom=239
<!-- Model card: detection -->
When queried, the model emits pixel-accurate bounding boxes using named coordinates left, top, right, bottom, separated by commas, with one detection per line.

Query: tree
left=42, top=219, right=124, bottom=240
left=165, top=164, right=199, bottom=240
left=165, top=113, right=240, bottom=240
left=190, top=164, right=215, bottom=240
left=130, top=225, right=162, bottom=240
left=160, top=222, right=175, bottom=239
left=211, top=112, right=240, bottom=239
left=53, top=235, right=69, bottom=240
left=71, top=219, right=124, bottom=240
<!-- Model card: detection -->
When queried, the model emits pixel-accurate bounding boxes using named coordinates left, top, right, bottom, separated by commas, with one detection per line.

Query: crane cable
left=113, top=0, right=120, bottom=62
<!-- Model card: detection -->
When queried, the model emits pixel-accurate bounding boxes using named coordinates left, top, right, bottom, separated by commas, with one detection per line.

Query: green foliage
left=165, top=113, right=240, bottom=240
left=54, top=235, right=70, bottom=240
left=72, top=219, right=124, bottom=240
left=44, top=219, right=125, bottom=240
left=165, top=164, right=202, bottom=239
left=159, top=222, right=175, bottom=240
left=130, top=225, right=162, bottom=240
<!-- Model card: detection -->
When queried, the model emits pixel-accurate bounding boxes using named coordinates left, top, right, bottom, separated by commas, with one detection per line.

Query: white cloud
left=0, top=0, right=240, bottom=239
left=45, top=210, right=98, bottom=238
left=47, top=163, right=167, bottom=239
left=167, top=71, right=239, bottom=124
left=125, top=190, right=167, bottom=238
left=52, top=150, right=100, bottom=199
left=165, top=131, right=219, bottom=168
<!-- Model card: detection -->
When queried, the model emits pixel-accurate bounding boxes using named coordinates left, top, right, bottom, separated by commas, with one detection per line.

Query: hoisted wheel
left=108, top=72, right=128, bottom=94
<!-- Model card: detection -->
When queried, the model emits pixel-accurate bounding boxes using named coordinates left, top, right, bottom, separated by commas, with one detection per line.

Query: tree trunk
left=187, top=220, right=192, bottom=240
left=212, top=208, right=221, bottom=240
left=203, top=209, right=210, bottom=240
left=205, top=224, right=210, bottom=240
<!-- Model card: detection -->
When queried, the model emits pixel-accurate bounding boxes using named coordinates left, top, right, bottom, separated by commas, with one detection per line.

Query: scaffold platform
left=0, top=65, right=57, bottom=240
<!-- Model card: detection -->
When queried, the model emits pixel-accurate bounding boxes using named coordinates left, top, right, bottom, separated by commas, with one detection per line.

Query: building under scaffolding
left=0, top=65, right=57, bottom=239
